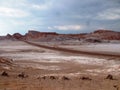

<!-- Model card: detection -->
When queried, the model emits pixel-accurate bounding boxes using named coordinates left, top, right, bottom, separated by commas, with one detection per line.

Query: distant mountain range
left=0, top=30, right=120, bottom=42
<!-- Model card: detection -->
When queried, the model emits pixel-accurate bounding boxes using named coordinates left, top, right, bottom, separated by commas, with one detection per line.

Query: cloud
left=32, top=4, right=48, bottom=10
left=0, top=0, right=120, bottom=35
left=96, top=8, right=120, bottom=20
left=0, top=7, right=29, bottom=18
left=48, top=25, right=83, bottom=30
left=48, top=27, right=53, bottom=30
left=31, top=1, right=53, bottom=11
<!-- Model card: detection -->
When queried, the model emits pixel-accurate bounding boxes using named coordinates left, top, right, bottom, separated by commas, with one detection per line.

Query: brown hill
left=85, top=30, right=120, bottom=40
left=0, top=29, right=120, bottom=41
left=13, top=33, right=23, bottom=40
left=22, top=30, right=120, bottom=41
left=24, top=30, right=58, bottom=40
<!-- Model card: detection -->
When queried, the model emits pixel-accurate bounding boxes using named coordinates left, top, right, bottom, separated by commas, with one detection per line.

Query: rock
left=6, top=34, right=13, bottom=39
left=13, top=33, right=23, bottom=40
left=89, top=30, right=120, bottom=40
left=93, top=30, right=114, bottom=34
left=105, top=74, right=114, bottom=80
left=0, top=57, right=13, bottom=65
left=80, top=77, right=92, bottom=80
left=62, top=76, right=70, bottom=80
left=0, top=29, right=120, bottom=41
left=18, top=72, right=28, bottom=79
left=24, top=30, right=58, bottom=40
left=1, top=71, right=9, bottom=77
left=39, top=75, right=57, bottom=80
left=49, top=76, right=57, bottom=80
left=113, top=85, right=119, bottom=90
left=0, top=34, right=14, bottom=40
left=41, top=76, right=46, bottom=80
left=23, top=30, right=120, bottom=41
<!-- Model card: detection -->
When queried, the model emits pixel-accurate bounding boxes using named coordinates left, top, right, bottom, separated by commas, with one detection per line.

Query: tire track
left=23, top=41, right=120, bottom=58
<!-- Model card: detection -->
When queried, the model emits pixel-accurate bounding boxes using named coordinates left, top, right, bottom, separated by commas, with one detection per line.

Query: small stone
left=1, top=71, right=9, bottom=77
left=105, top=74, right=113, bottom=80
left=62, top=76, right=70, bottom=80
left=41, top=76, right=46, bottom=80
left=18, top=72, right=28, bottom=79
left=80, top=77, right=92, bottom=80
left=50, top=76, right=56, bottom=80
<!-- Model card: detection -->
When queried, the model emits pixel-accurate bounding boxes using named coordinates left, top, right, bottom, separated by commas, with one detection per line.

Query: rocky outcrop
left=93, top=30, right=114, bottom=34
left=24, top=30, right=58, bottom=40
left=0, top=29, right=120, bottom=41
left=23, top=30, right=120, bottom=41
left=0, top=34, right=15, bottom=40
left=85, top=30, right=120, bottom=40
left=6, top=34, right=13, bottom=39
left=13, top=33, right=23, bottom=40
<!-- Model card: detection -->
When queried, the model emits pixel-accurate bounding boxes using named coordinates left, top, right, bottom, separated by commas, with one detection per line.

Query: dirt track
left=24, top=41, right=120, bottom=58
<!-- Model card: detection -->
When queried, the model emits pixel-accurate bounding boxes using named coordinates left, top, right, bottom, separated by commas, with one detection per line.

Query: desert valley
left=0, top=30, right=120, bottom=90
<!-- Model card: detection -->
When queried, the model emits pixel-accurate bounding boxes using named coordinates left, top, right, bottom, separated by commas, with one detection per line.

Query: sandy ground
left=59, top=43, right=120, bottom=56
left=0, top=40, right=120, bottom=90
left=33, top=41, right=120, bottom=56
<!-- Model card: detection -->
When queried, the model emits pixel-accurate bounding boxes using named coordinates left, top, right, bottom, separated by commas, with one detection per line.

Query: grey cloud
left=0, top=0, right=120, bottom=35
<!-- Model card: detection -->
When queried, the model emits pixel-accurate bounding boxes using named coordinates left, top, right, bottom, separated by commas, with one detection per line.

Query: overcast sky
left=0, top=0, right=120, bottom=35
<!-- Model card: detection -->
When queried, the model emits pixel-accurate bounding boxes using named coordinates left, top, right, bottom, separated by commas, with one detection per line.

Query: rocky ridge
left=0, top=30, right=120, bottom=41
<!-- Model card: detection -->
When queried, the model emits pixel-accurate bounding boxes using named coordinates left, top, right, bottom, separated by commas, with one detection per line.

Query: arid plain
left=0, top=30, right=120, bottom=90
left=0, top=39, right=120, bottom=90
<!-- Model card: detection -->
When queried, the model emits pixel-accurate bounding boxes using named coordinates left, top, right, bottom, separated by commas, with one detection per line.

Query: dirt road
left=24, top=41, right=120, bottom=58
